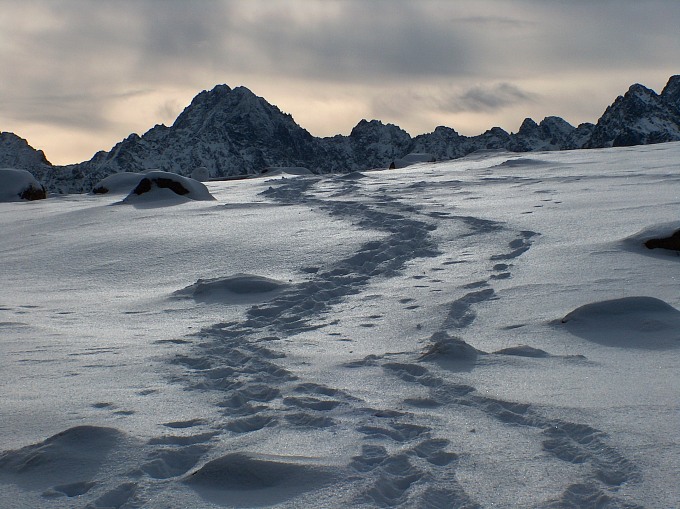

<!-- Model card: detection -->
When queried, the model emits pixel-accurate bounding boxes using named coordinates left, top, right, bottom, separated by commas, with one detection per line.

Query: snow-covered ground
left=1, top=144, right=679, bottom=508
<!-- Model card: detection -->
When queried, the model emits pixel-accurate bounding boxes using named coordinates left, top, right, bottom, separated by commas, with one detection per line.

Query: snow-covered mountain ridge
left=3, top=75, right=680, bottom=193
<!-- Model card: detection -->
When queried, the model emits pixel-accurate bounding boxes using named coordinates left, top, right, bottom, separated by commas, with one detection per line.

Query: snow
left=0, top=168, right=45, bottom=201
left=261, top=167, right=314, bottom=176
left=390, top=152, right=435, bottom=169
left=1, top=142, right=679, bottom=508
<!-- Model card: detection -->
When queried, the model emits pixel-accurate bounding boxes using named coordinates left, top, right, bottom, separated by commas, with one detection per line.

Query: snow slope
left=1, top=143, right=679, bottom=508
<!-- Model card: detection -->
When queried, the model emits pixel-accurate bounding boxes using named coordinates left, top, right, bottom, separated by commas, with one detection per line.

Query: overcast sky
left=2, top=0, right=680, bottom=165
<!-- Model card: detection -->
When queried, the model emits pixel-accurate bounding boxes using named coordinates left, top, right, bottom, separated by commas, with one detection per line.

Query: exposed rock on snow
left=0, top=168, right=47, bottom=201
left=174, top=274, right=289, bottom=304
left=621, top=222, right=680, bottom=258
left=644, top=229, right=680, bottom=252
left=561, top=296, right=680, bottom=348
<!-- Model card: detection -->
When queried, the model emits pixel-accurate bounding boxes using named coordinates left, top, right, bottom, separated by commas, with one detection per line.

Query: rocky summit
left=3, top=76, right=680, bottom=194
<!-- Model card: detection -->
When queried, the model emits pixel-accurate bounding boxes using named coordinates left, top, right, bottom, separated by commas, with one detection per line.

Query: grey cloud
left=2, top=0, right=680, bottom=153
left=222, top=1, right=476, bottom=82
left=448, top=84, right=538, bottom=113
left=450, top=15, right=535, bottom=29
left=369, top=83, right=538, bottom=129
left=2, top=90, right=149, bottom=131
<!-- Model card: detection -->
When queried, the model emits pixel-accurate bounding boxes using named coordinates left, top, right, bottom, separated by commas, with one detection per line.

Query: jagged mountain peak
left=517, top=118, right=540, bottom=135
left=432, top=125, right=461, bottom=137
left=586, top=78, right=680, bottom=148
left=661, top=75, right=680, bottom=111
left=539, top=116, right=575, bottom=132
left=0, top=132, right=51, bottom=167
left=626, top=83, right=656, bottom=97
left=349, top=119, right=410, bottom=144
left=351, top=119, right=393, bottom=133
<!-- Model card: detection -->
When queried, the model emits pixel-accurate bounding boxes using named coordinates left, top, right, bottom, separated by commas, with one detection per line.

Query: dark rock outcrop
left=645, top=230, right=680, bottom=252
left=132, top=176, right=189, bottom=196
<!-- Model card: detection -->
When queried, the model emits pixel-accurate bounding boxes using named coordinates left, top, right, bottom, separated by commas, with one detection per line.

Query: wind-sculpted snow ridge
left=163, top=173, right=641, bottom=508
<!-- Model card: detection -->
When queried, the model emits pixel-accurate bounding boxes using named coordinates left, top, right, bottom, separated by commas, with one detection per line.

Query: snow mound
left=390, top=153, right=435, bottom=169
left=120, top=171, right=215, bottom=204
left=420, top=332, right=483, bottom=370
left=174, top=274, right=289, bottom=304
left=0, top=168, right=46, bottom=201
left=185, top=453, right=337, bottom=506
left=92, top=172, right=148, bottom=195
left=0, top=426, right=122, bottom=487
left=561, top=296, right=680, bottom=348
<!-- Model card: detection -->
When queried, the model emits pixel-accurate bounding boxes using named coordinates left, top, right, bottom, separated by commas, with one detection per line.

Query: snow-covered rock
left=119, top=171, right=215, bottom=204
left=0, top=168, right=47, bottom=201
left=92, top=172, right=148, bottom=195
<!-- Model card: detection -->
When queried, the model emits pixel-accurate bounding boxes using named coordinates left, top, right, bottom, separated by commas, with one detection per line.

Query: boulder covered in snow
left=126, top=171, right=215, bottom=202
left=389, top=153, right=435, bottom=169
left=0, top=168, right=47, bottom=201
left=92, top=172, right=149, bottom=195
left=94, top=171, right=215, bottom=202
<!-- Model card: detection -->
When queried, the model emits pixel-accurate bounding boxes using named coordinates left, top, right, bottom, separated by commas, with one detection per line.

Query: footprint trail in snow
left=169, top=173, right=640, bottom=508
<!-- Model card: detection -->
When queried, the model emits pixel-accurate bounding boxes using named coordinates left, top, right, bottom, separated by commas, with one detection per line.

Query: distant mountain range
left=2, top=75, right=680, bottom=193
